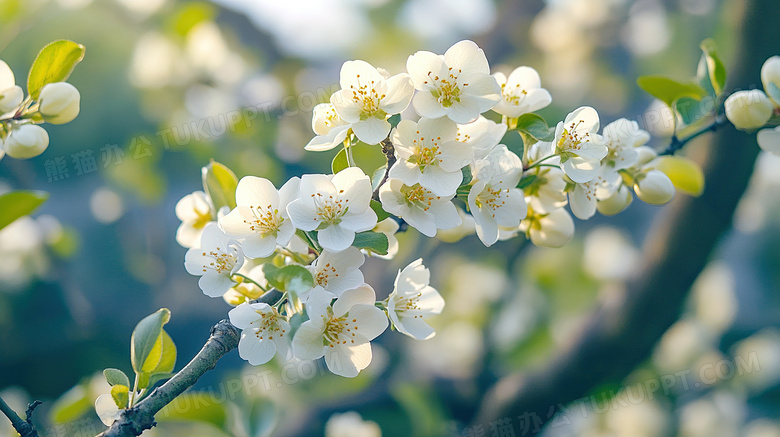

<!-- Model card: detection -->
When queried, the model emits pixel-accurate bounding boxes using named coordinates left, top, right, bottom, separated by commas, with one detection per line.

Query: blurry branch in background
left=474, top=0, right=779, bottom=431
left=97, top=290, right=282, bottom=437
left=0, top=395, right=40, bottom=437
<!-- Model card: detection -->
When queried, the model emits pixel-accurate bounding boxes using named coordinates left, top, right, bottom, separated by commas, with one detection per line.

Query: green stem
left=524, top=154, right=557, bottom=171
left=231, top=273, right=267, bottom=292
left=660, top=115, right=727, bottom=156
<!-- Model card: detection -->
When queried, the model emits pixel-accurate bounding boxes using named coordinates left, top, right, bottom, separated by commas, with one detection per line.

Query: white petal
left=238, top=332, right=277, bottom=365
left=406, top=50, right=447, bottom=89
left=388, top=159, right=422, bottom=186
left=199, top=272, right=235, bottom=297
left=95, top=394, right=122, bottom=426
left=347, top=304, right=388, bottom=341
left=563, top=157, right=600, bottom=183
left=569, top=185, right=597, bottom=220
left=235, top=176, right=279, bottom=209
left=325, top=343, right=372, bottom=377
left=0, top=60, right=15, bottom=91
left=352, top=118, right=391, bottom=145
left=506, top=66, right=541, bottom=89
left=446, top=96, right=481, bottom=124
left=429, top=200, right=462, bottom=230
left=398, top=316, right=436, bottom=340
left=318, top=225, right=355, bottom=252
left=381, top=73, right=414, bottom=114
left=412, top=91, right=448, bottom=119
left=443, top=40, right=490, bottom=75
left=339, top=60, right=384, bottom=91
left=333, top=283, right=376, bottom=316
left=286, top=200, right=319, bottom=231
left=228, top=302, right=264, bottom=329
left=419, top=165, right=462, bottom=197
left=416, top=285, right=445, bottom=314
left=340, top=210, right=378, bottom=233
left=758, top=127, right=780, bottom=155
left=291, top=321, right=325, bottom=360
left=239, top=234, right=278, bottom=258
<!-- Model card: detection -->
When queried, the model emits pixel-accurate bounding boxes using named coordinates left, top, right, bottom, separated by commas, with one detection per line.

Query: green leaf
left=27, top=40, right=85, bottom=100
left=637, top=75, right=707, bottom=107
left=103, top=368, right=130, bottom=387
left=202, top=159, right=238, bottom=211
left=0, top=190, right=49, bottom=231
left=352, top=231, right=389, bottom=256
left=263, top=264, right=313, bottom=295
left=698, top=38, right=727, bottom=96
left=675, top=97, right=712, bottom=126
left=516, top=174, right=538, bottom=190
left=131, top=308, right=171, bottom=376
left=460, top=165, right=473, bottom=185
left=141, top=330, right=176, bottom=374
left=332, top=147, right=348, bottom=174
left=371, top=165, right=386, bottom=192
left=516, top=113, right=554, bottom=142
left=110, top=385, right=129, bottom=410
left=370, top=199, right=390, bottom=222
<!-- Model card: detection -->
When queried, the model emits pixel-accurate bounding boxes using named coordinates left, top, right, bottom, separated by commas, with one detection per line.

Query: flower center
left=476, top=185, right=508, bottom=217
left=408, top=131, right=443, bottom=168
left=311, top=191, right=349, bottom=226
left=314, top=262, right=338, bottom=287
left=393, top=293, right=424, bottom=318
left=502, top=83, right=528, bottom=105
left=200, top=247, right=237, bottom=274
left=323, top=312, right=359, bottom=347
left=349, top=74, right=386, bottom=118
left=425, top=67, right=466, bottom=108
left=556, top=119, right=590, bottom=153
left=246, top=204, right=283, bottom=237
left=402, top=184, right=440, bottom=212
left=250, top=309, right=286, bottom=341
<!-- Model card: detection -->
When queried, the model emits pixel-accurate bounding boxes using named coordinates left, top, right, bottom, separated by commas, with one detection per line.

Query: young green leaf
left=110, top=384, right=130, bottom=410
left=27, top=40, right=86, bottom=100
left=137, top=329, right=177, bottom=389
left=637, top=75, right=707, bottom=107
left=103, top=368, right=131, bottom=387
left=264, top=264, right=314, bottom=294
left=332, top=147, right=349, bottom=174
left=516, top=113, right=555, bottom=142
left=0, top=190, right=49, bottom=230
left=130, top=308, right=171, bottom=376
left=370, top=199, right=391, bottom=222
left=460, top=165, right=473, bottom=185
left=202, top=159, right=238, bottom=211
left=48, top=384, right=93, bottom=424
left=698, top=38, right=727, bottom=96
left=352, top=231, right=389, bottom=255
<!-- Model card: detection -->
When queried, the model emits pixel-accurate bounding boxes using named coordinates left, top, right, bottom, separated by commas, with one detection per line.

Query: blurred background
left=0, top=0, right=779, bottom=435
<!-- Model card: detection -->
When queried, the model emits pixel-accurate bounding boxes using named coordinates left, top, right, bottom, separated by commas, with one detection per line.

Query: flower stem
left=231, top=273, right=267, bottom=292
left=660, top=115, right=727, bottom=156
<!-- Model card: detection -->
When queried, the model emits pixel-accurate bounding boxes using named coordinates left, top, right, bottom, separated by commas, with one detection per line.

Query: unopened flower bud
left=597, top=185, right=633, bottom=216
left=761, top=56, right=780, bottom=105
left=4, top=124, right=50, bottom=159
left=724, top=90, right=773, bottom=131
left=39, top=82, right=80, bottom=125
left=0, top=85, right=23, bottom=114
left=634, top=170, right=674, bottom=205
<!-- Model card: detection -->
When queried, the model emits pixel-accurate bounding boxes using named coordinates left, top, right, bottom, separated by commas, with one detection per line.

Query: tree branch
left=97, top=290, right=282, bottom=437
left=473, top=0, right=777, bottom=431
left=0, top=396, right=40, bottom=437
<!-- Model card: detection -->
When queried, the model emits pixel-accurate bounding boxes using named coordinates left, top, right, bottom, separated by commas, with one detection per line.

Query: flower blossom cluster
left=176, top=39, right=700, bottom=376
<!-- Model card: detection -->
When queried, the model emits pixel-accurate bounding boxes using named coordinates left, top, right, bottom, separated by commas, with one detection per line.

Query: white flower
left=0, top=60, right=23, bottom=114
left=292, top=284, right=388, bottom=377
left=633, top=169, right=674, bottom=205
left=229, top=301, right=292, bottom=365
left=725, top=90, right=773, bottom=131
left=761, top=55, right=780, bottom=106
left=330, top=60, right=414, bottom=144
left=3, top=125, right=49, bottom=159
left=175, top=191, right=214, bottom=248
left=492, top=66, right=552, bottom=118
left=305, top=103, right=351, bottom=152
left=757, top=126, right=780, bottom=156
left=387, top=259, right=445, bottom=340
left=407, top=40, right=501, bottom=124
left=38, top=82, right=80, bottom=125
left=568, top=167, right=621, bottom=220
left=367, top=218, right=399, bottom=260
left=388, top=117, right=472, bottom=196
left=602, top=118, right=650, bottom=170
left=379, top=179, right=461, bottom=237
left=184, top=223, right=244, bottom=297
left=520, top=206, right=575, bottom=248
left=325, top=412, right=382, bottom=437
left=551, top=106, right=607, bottom=183
left=309, top=247, right=365, bottom=297
left=468, top=145, right=527, bottom=246
left=522, top=166, right=568, bottom=213
left=436, top=208, right=476, bottom=243
left=287, top=167, right=377, bottom=253
left=219, top=176, right=299, bottom=258
left=596, top=185, right=633, bottom=216
left=456, top=115, right=507, bottom=160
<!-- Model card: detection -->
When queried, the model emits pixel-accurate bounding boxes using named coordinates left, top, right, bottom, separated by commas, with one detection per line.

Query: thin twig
left=372, top=137, right=396, bottom=201
left=659, top=115, right=727, bottom=156
left=0, top=396, right=39, bottom=437
left=97, top=290, right=282, bottom=437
